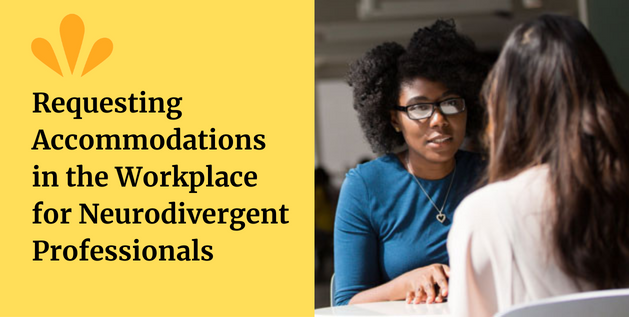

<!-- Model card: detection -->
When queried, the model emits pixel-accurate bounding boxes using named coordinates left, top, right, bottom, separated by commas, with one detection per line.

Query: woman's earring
left=394, top=126, right=400, bottom=132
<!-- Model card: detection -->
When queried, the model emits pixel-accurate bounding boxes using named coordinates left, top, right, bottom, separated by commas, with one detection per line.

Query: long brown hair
left=483, top=14, right=629, bottom=289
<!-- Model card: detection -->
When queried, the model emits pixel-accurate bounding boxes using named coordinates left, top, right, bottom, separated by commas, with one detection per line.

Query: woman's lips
left=428, top=137, right=452, bottom=144
left=426, top=136, right=453, bottom=149
left=427, top=136, right=453, bottom=144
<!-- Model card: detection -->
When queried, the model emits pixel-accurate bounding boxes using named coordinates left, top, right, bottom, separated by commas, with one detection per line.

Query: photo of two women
left=315, top=1, right=629, bottom=316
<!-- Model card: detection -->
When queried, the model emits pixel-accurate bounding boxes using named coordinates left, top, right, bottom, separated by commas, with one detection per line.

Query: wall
left=315, top=79, right=373, bottom=187
left=588, top=0, right=629, bottom=90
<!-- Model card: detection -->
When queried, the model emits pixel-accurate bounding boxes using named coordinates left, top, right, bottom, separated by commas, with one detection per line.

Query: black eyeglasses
left=395, top=98, right=466, bottom=120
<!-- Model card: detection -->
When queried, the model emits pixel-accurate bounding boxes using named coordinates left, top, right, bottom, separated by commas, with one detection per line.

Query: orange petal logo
left=32, top=14, right=113, bottom=77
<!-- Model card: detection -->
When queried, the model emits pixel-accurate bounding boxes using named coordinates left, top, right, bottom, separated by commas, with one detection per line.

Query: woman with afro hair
left=333, top=20, right=487, bottom=306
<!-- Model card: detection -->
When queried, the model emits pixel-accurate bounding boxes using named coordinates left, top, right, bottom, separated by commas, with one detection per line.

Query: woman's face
left=391, top=77, right=467, bottom=165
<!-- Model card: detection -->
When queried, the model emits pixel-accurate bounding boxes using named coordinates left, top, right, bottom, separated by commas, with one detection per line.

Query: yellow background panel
left=0, top=1, right=313, bottom=316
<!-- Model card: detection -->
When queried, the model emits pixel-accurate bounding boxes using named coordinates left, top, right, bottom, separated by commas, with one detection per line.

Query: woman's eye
left=416, top=104, right=432, bottom=112
left=442, top=100, right=458, bottom=107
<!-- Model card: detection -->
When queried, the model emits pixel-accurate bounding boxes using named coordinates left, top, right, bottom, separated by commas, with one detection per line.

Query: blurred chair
left=315, top=167, right=335, bottom=283
left=495, top=288, right=629, bottom=317
left=330, top=273, right=335, bottom=307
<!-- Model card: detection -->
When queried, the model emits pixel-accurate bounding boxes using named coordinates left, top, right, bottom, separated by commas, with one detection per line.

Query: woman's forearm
left=348, top=274, right=406, bottom=304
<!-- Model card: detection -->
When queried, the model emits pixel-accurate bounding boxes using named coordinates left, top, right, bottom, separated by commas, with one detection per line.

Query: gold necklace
left=406, top=152, right=456, bottom=224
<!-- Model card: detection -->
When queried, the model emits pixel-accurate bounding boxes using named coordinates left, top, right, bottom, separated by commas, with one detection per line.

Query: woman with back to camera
left=447, top=14, right=629, bottom=317
left=333, top=20, right=487, bottom=306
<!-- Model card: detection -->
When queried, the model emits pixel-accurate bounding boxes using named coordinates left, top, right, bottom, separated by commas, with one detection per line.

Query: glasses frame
left=394, top=98, right=466, bottom=120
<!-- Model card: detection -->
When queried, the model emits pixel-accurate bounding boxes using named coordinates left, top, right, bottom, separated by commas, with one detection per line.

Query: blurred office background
left=315, top=0, right=629, bottom=308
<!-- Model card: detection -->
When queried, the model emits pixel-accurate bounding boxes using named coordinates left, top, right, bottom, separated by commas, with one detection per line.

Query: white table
left=315, top=301, right=450, bottom=316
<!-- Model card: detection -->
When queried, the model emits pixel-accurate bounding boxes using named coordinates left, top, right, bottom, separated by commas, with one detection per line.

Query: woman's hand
left=402, top=264, right=450, bottom=304
left=347, top=263, right=450, bottom=305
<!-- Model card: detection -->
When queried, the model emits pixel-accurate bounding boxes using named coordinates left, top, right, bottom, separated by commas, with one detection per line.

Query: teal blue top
left=333, top=150, right=483, bottom=306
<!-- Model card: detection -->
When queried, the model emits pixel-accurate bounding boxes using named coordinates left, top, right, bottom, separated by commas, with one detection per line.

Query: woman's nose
left=429, top=108, right=449, bottom=128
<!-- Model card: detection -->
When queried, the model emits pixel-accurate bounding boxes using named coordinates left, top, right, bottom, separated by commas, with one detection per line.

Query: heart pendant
left=436, top=214, right=446, bottom=223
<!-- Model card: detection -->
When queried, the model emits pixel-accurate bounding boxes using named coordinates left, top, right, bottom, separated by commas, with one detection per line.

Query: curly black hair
left=347, top=19, right=488, bottom=154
